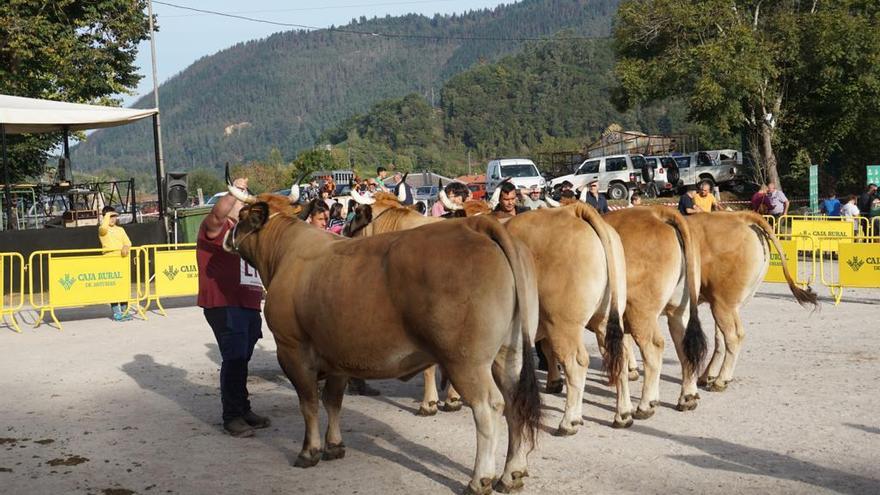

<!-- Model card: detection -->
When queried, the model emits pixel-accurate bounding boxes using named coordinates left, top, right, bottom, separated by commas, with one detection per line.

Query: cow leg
left=590, top=322, right=634, bottom=429
left=321, top=374, right=348, bottom=460
left=666, top=309, right=700, bottom=411
left=448, top=366, right=503, bottom=495
left=628, top=312, right=664, bottom=420
left=276, top=346, right=322, bottom=467
left=547, top=332, right=588, bottom=436
left=418, top=366, right=440, bottom=416
left=699, top=323, right=725, bottom=387
left=625, top=334, right=640, bottom=381
left=542, top=339, right=564, bottom=394
left=492, top=346, right=532, bottom=493
left=712, top=304, right=745, bottom=391
left=441, top=383, right=463, bottom=412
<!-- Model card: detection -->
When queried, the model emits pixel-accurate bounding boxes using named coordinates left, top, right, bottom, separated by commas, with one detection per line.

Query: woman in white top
left=840, top=194, right=860, bottom=234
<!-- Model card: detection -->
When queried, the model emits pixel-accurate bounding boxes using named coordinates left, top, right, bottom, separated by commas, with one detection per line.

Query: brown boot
left=243, top=411, right=271, bottom=429
left=223, top=417, right=255, bottom=437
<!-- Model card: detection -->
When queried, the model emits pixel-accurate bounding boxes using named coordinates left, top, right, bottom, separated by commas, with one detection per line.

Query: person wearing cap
left=98, top=206, right=132, bottom=322
left=582, top=180, right=609, bottom=214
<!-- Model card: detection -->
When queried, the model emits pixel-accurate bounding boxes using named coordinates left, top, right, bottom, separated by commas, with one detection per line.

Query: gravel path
left=1, top=283, right=878, bottom=495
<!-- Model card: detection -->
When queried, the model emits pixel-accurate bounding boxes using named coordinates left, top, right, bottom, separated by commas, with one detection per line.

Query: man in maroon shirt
left=197, top=176, right=269, bottom=437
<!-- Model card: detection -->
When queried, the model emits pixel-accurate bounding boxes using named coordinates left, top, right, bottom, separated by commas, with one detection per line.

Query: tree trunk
left=760, top=122, right=780, bottom=189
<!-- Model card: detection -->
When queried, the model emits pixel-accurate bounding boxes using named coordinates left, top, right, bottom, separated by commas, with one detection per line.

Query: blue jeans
left=203, top=307, right=262, bottom=421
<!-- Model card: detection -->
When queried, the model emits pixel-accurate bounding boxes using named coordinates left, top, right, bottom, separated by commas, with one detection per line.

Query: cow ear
left=246, top=202, right=271, bottom=229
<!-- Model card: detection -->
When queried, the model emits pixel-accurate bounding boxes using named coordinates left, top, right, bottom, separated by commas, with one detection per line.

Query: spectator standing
left=197, top=176, right=269, bottom=437
left=393, top=172, right=414, bottom=205
left=522, top=186, right=549, bottom=210
left=582, top=180, right=609, bottom=214
left=432, top=182, right=469, bottom=217
left=98, top=206, right=132, bottom=322
left=327, top=203, right=345, bottom=234
left=820, top=191, right=842, bottom=217
left=841, top=194, right=861, bottom=235
left=678, top=188, right=700, bottom=215
left=765, top=182, right=789, bottom=218
left=374, top=167, right=389, bottom=192
left=751, top=185, right=768, bottom=213
left=629, top=192, right=643, bottom=207
left=307, top=200, right=330, bottom=229
left=857, top=184, right=878, bottom=234
left=493, top=182, right=528, bottom=218
left=693, top=181, right=720, bottom=212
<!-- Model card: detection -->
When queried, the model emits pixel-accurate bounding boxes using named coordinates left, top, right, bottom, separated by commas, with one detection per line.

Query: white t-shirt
left=841, top=203, right=860, bottom=217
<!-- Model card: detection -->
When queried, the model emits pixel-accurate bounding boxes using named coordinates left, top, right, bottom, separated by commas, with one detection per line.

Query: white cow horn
left=545, top=195, right=560, bottom=207
left=579, top=186, right=589, bottom=203
left=227, top=183, right=256, bottom=204
left=396, top=172, right=409, bottom=202
left=350, top=187, right=375, bottom=205
left=289, top=172, right=308, bottom=203
left=488, top=185, right=503, bottom=209
left=438, top=187, right=463, bottom=211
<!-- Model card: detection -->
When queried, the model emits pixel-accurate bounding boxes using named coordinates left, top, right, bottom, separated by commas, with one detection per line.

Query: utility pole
left=147, top=0, right=166, bottom=222
left=467, top=150, right=472, bottom=177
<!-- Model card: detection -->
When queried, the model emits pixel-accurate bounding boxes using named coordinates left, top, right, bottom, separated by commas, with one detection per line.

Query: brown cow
left=684, top=211, right=817, bottom=391
left=600, top=206, right=708, bottom=420
left=350, top=190, right=630, bottom=432
left=223, top=187, right=541, bottom=494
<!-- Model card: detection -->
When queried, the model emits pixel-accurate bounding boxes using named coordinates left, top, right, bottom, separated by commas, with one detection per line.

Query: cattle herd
left=220, top=172, right=818, bottom=495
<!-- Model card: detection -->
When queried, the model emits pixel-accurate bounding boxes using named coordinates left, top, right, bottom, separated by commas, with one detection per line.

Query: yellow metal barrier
left=763, top=234, right=815, bottom=286
left=1, top=252, right=25, bottom=332
left=138, top=243, right=198, bottom=316
left=819, top=236, right=880, bottom=304
left=28, top=247, right=145, bottom=330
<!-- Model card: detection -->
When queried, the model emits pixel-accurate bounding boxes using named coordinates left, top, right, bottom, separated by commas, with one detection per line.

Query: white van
left=486, top=158, right=545, bottom=194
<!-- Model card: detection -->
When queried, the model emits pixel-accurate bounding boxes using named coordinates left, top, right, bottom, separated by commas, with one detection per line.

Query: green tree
left=188, top=168, right=224, bottom=198
left=0, top=0, right=151, bottom=180
left=613, top=0, right=880, bottom=188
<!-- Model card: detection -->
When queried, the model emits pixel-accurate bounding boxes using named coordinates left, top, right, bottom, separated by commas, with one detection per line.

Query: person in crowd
left=841, top=194, right=861, bottom=235
left=393, top=172, right=414, bottom=205
left=308, top=199, right=330, bottom=229
left=751, top=184, right=768, bottom=213
left=820, top=191, right=842, bottom=216
left=559, top=189, right=578, bottom=206
left=693, top=181, right=720, bottom=212
left=99, top=206, right=133, bottom=322
left=493, top=181, right=528, bottom=218
left=560, top=181, right=574, bottom=193
left=629, top=191, right=643, bottom=207
left=345, top=199, right=358, bottom=224
left=197, top=175, right=270, bottom=438
left=582, top=180, right=609, bottom=214
left=678, top=188, right=701, bottom=215
left=522, top=186, right=549, bottom=210
left=766, top=181, right=789, bottom=218
left=432, top=182, right=470, bottom=217
left=327, top=202, right=345, bottom=234
left=857, top=183, right=877, bottom=216
left=374, top=166, right=389, bottom=192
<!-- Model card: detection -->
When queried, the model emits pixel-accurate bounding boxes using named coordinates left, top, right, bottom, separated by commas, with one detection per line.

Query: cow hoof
left=417, top=401, right=438, bottom=416
left=552, top=425, right=578, bottom=437
left=710, top=380, right=728, bottom=392
left=572, top=418, right=584, bottom=427
left=611, top=412, right=633, bottom=429
left=294, top=448, right=321, bottom=468
left=676, top=394, right=699, bottom=412
left=545, top=379, right=564, bottom=394
left=439, top=398, right=463, bottom=412
left=632, top=408, right=655, bottom=420
left=698, top=375, right=716, bottom=388
left=628, top=369, right=640, bottom=381
left=322, top=442, right=346, bottom=461
left=463, top=477, right=494, bottom=495
left=493, top=473, right=525, bottom=493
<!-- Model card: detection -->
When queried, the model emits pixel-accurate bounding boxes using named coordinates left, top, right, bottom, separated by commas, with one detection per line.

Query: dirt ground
left=1, top=283, right=878, bottom=495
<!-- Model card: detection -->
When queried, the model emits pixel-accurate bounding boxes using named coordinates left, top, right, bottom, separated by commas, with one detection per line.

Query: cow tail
left=658, top=208, right=707, bottom=376
left=474, top=216, right=541, bottom=450
left=572, top=203, right=624, bottom=386
left=747, top=212, right=818, bottom=308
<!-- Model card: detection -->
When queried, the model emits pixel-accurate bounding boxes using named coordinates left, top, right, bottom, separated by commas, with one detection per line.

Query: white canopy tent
left=0, top=94, right=164, bottom=229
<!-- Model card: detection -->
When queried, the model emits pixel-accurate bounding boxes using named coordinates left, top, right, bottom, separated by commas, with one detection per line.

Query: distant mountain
left=72, top=0, right=621, bottom=174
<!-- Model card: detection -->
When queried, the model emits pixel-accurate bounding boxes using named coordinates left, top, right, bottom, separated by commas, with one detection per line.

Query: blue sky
left=129, top=0, right=515, bottom=106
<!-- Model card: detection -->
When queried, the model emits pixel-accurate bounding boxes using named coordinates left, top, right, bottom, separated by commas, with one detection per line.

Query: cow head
left=223, top=201, right=272, bottom=255
left=343, top=203, right=373, bottom=237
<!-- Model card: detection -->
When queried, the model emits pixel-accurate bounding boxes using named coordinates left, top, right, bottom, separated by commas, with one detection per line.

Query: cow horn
left=289, top=172, right=308, bottom=203
left=438, top=183, right=463, bottom=211
left=225, top=164, right=256, bottom=203
left=396, top=173, right=409, bottom=202
left=579, top=185, right=589, bottom=203
left=545, top=195, right=560, bottom=207
left=350, top=187, right=375, bottom=205
left=488, top=185, right=503, bottom=209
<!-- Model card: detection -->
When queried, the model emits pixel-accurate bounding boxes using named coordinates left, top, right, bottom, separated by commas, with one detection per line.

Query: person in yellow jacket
left=99, top=206, right=132, bottom=321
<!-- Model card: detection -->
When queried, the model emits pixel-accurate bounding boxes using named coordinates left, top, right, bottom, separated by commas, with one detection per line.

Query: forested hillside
left=72, top=0, right=620, bottom=173
left=319, top=37, right=733, bottom=178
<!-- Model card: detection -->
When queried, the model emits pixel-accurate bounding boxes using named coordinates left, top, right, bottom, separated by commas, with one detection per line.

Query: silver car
left=550, top=154, right=645, bottom=200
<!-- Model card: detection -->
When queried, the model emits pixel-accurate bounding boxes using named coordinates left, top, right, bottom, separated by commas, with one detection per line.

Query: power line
left=160, top=0, right=461, bottom=18
left=152, top=1, right=609, bottom=42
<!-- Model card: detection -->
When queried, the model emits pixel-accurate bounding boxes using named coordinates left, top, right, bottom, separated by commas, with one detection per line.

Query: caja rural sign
left=48, top=255, right=131, bottom=307
left=763, top=239, right=799, bottom=283
left=155, top=250, right=199, bottom=297
left=790, top=219, right=854, bottom=253
left=839, top=243, right=880, bottom=288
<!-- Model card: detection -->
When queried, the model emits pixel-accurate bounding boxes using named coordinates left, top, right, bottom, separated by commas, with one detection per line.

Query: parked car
left=643, top=155, right=681, bottom=195
left=485, top=158, right=546, bottom=194
left=672, top=151, right=739, bottom=190
left=414, top=185, right=439, bottom=202
left=467, top=181, right=487, bottom=201
left=549, top=154, right=645, bottom=200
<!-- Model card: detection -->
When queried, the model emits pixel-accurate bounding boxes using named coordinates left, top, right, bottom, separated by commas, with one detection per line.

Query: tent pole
left=147, top=0, right=166, bottom=223
left=1, top=125, right=11, bottom=231
left=62, top=126, right=71, bottom=182
left=152, top=114, right=164, bottom=219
